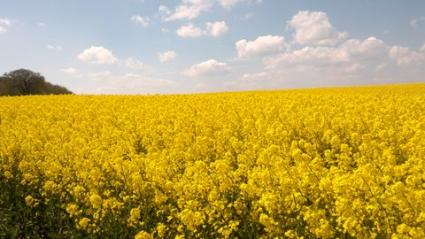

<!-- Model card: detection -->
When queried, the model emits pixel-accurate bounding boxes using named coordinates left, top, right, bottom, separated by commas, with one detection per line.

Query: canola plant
left=0, top=84, right=424, bottom=238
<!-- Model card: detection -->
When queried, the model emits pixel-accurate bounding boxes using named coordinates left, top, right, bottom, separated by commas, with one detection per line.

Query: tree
left=0, top=69, right=72, bottom=96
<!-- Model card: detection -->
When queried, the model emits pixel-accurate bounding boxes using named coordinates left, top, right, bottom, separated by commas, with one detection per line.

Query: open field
left=1, top=83, right=425, bottom=238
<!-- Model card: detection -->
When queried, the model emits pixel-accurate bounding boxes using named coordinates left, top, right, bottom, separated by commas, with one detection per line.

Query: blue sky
left=0, top=0, right=424, bottom=94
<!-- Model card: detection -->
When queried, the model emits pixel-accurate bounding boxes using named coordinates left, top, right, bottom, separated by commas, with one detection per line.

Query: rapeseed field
left=1, top=84, right=424, bottom=238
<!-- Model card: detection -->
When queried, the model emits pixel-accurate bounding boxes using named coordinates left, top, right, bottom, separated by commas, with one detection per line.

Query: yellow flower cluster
left=1, top=83, right=424, bottom=238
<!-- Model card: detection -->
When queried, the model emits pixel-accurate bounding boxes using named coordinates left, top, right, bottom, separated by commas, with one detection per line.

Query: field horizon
left=2, top=81, right=424, bottom=97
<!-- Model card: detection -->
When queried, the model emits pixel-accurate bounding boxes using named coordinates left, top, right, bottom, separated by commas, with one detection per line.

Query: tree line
left=0, top=69, right=72, bottom=96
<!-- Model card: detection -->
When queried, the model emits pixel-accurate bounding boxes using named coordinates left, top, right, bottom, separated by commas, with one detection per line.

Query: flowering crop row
left=1, top=84, right=424, bottom=238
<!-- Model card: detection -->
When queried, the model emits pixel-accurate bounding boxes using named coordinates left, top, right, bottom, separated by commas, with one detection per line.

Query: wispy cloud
left=158, top=51, right=177, bottom=63
left=410, top=16, right=425, bottom=29
left=47, top=44, right=63, bottom=51
left=0, top=18, right=11, bottom=33
left=130, top=15, right=150, bottom=27
left=184, top=59, right=230, bottom=77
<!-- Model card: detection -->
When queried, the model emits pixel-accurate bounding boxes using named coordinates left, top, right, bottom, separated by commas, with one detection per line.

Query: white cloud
left=37, top=22, right=46, bottom=27
left=410, top=16, right=425, bottom=28
left=0, top=18, right=11, bottom=33
left=47, top=44, right=63, bottom=51
left=158, top=51, right=177, bottom=63
left=263, top=37, right=387, bottom=70
left=124, top=58, right=145, bottom=69
left=177, top=21, right=229, bottom=38
left=236, top=48, right=424, bottom=90
left=236, top=35, right=286, bottom=58
left=130, top=15, right=150, bottom=27
left=176, top=24, right=203, bottom=38
left=158, top=5, right=171, bottom=20
left=184, top=59, right=229, bottom=77
left=239, top=33, right=425, bottom=91
left=389, top=45, right=425, bottom=65
left=261, top=11, right=423, bottom=82
left=61, top=67, right=78, bottom=75
left=243, top=35, right=391, bottom=90
left=78, top=46, right=117, bottom=65
left=264, top=46, right=349, bottom=69
left=288, top=11, right=347, bottom=46
left=160, top=0, right=261, bottom=21
left=162, top=0, right=214, bottom=21
left=205, top=21, right=229, bottom=37
left=341, top=37, right=386, bottom=59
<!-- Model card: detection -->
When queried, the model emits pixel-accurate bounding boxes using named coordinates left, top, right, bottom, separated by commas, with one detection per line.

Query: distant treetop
left=0, top=69, right=73, bottom=96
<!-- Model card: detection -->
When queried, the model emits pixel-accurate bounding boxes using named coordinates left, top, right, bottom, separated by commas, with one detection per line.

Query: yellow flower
left=78, top=217, right=90, bottom=230
left=134, top=231, right=152, bottom=239
left=128, top=207, right=141, bottom=226
left=89, top=193, right=102, bottom=209
left=3, top=171, right=13, bottom=179
left=66, top=203, right=79, bottom=217
left=25, top=195, right=39, bottom=207
left=156, top=223, right=166, bottom=237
